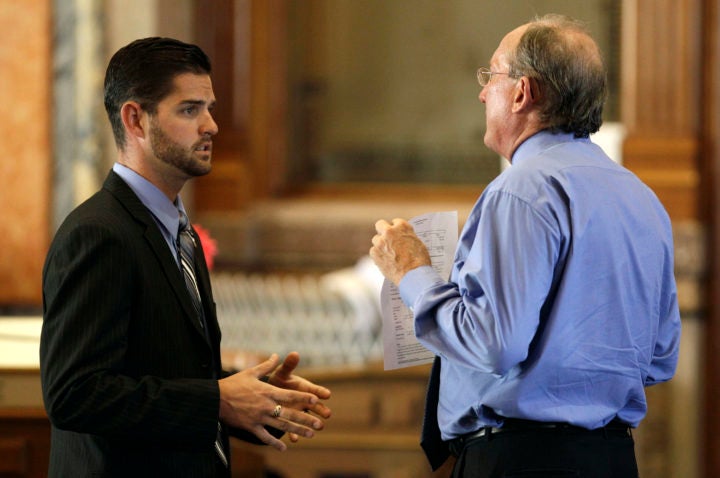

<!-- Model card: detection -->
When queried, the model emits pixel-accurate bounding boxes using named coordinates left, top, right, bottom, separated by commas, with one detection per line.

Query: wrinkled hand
left=370, top=218, right=432, bottom=285
left=218, top=353, right=330, bottom=451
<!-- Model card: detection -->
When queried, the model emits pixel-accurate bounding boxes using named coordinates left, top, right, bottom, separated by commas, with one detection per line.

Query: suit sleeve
left=40, top=219, right=219, bottom=449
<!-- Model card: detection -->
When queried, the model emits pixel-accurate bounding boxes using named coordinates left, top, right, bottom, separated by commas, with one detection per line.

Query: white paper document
left=381, top=211, right=459, bottom=370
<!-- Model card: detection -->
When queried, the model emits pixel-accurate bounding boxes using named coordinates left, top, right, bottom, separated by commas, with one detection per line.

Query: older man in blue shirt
left=370, top=14, right=680, bottom=478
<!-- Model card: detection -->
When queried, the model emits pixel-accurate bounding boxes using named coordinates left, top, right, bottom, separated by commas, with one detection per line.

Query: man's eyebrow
left=179, top=98, right=216, bottom=108
left=179, top=99, right=206, bottom=106
left=175, top=99, right=216, bottom=112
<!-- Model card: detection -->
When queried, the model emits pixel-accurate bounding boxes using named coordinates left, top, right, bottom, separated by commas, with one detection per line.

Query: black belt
left=448, top=418, right=631, bottom=457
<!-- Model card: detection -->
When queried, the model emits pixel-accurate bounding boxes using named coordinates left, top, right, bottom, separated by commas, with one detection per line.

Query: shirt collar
left=112, top=162, right=186, bottom=239
left=511, top=130, right=589, bottom=166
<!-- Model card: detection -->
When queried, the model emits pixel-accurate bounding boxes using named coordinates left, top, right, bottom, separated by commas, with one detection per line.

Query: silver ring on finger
left=272, top=404, right=282, bottom=418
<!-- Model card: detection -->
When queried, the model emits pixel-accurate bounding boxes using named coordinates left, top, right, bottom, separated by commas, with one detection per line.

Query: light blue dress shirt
left=112, top=163, right=186, bottom=266
left=399, top=131, right=681, bottom=440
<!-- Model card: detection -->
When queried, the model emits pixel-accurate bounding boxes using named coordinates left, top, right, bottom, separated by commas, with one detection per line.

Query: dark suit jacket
left=41, top=171, right=242, bottom=477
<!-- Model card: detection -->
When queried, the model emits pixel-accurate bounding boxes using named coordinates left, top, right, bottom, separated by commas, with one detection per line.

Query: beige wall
left=0, top=0, right=51, bottom=306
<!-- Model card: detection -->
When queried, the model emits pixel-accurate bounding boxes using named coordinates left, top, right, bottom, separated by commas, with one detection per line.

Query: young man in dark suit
left=40, top=37, right=331, bottom=477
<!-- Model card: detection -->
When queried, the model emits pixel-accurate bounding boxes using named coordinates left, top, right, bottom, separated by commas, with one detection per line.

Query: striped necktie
left=177, top=210, right=228, bottom=468
left=178, top=211, right=204, bottom=328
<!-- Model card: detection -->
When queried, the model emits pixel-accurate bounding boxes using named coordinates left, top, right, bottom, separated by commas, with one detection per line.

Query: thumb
left=251, top=353, right=281, bottom=378
left=274, top=351, right=301, bottom=379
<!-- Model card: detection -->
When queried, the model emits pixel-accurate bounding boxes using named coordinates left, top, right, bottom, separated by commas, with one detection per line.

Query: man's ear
left=511, top=76, right=539, bottom=113
left=120, top=101, right=147, bottom=141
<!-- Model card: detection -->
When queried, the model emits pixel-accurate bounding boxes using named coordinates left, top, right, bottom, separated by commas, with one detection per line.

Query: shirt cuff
left=398, top=265, right=445, bottom=308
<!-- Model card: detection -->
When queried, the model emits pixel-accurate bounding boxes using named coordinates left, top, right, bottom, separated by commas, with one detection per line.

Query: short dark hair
left=103, top=37, right=212, bottom=149
left=507, top=14, right=607, bottom=138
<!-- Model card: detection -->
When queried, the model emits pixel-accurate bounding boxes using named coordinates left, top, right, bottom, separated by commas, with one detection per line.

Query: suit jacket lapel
left=102, top=171, right=209, bottom=342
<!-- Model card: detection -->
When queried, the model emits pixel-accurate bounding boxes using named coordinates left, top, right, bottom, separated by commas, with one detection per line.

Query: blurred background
left=0, top=0, right=717, bottom=477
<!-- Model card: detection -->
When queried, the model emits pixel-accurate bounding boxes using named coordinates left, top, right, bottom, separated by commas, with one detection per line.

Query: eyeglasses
left=477, top=67, right=510, bottom=86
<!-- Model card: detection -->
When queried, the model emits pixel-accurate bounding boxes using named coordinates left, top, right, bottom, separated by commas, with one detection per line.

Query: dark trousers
left=450, top=424, right=638, bottom=478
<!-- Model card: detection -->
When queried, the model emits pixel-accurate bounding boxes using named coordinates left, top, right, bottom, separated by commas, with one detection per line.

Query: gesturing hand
left=218, top=353, right=330, bottom=451
left=268, top=351, right=332, bottom=442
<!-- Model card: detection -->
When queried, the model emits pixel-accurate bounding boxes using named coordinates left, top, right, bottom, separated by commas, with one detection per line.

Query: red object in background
left=193, top=224, right=218, bottom=270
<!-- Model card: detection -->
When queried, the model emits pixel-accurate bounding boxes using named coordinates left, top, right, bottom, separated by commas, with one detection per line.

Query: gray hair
left=507, top=14, right=607, bottom=138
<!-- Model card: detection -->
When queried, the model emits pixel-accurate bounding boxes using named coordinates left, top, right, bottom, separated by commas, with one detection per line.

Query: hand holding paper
left=370, top=212, right=459, bottom=370
left=370, top=218, right=432, bottom=285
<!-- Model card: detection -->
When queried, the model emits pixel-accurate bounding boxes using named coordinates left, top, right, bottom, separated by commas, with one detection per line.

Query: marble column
left=52, top=0, right=107, bottom=230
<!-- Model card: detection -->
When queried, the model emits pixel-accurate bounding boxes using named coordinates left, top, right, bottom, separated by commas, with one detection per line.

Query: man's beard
left=149, top=118, right=211, bottom=178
